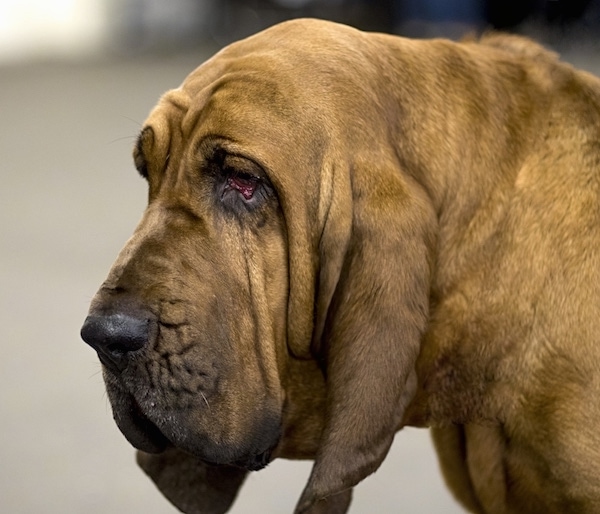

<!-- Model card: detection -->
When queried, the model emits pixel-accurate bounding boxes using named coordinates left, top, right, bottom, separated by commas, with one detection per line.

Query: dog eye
left=217, top=160, right=273, bottom=212
left=225, top=172, right=260, bottom=201
left=202, top=145, right=275, bottom=213
left=220, top=169, right=269, bottom=211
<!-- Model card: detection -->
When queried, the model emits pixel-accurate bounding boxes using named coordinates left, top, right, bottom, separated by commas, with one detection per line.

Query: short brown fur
left=82, top=19, right=600, bottom=514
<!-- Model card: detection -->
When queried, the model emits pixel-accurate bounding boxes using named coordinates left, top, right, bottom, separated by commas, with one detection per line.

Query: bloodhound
left=81, top=18, right=600, bottom=514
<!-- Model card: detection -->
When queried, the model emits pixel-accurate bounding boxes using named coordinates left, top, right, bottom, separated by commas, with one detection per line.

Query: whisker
left=88, top=368, right=103, bottom=379
left=108, top=134, right=138, bottom=145
left=120, top=115, right=142, bottom=127
left=200, top=392, right=210, bottom=410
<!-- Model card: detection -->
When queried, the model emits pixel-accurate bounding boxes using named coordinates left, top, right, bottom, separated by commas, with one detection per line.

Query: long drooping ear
left=295, top=155, right=437, bottom=513
left=137, top=449, right=247, bottom=514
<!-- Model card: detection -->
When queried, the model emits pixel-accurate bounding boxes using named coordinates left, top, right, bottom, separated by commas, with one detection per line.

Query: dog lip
left=200, top=447, right=274, bottom=472
left=233, top=447, right=274, bottom=471
left=106, top=376, right=281, bottom=469
left=120, top=405, right=276, bottom=470
left=111, top=392, right=170, bottom=454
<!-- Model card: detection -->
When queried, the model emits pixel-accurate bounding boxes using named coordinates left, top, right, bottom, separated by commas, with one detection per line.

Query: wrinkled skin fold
left=81, top=18, right=600, bottom=514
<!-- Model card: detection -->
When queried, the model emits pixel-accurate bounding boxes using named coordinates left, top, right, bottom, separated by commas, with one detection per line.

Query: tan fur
left=82, top=19, right=600, bottom=514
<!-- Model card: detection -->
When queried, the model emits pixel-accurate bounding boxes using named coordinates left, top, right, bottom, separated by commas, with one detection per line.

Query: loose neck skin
left=369, top=35, right=557, bottom=300
left=375, top=35, right=550, bottom=218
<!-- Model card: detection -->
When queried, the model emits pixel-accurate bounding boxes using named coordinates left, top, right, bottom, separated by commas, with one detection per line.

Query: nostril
left=106, top=342, right=131, bottom=358
left=81, top=313, right=150, bottom=371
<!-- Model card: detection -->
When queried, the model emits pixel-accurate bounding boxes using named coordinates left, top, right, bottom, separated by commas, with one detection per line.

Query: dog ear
left=295, top=155, right=436, bottom=513
left=137, top=448, right=247, bottom=514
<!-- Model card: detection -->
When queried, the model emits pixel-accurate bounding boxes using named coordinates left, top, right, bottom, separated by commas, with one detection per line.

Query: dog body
left=81, top=19, right=600, bottom=514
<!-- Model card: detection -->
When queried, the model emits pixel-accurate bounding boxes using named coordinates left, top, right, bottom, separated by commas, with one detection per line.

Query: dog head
left=81, top=19, right=435, bottom=513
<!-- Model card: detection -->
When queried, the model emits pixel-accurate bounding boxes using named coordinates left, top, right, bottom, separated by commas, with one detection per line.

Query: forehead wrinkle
left=154, top=88, right=190, bottom=129
left=192, top=54, right=297, bottom=109
left=180, top=84, right=216, bottom=140
left=145, top=89, right=189, bottom=141
left=145, top=89, right=191, bottom=155
left=178, top=82, right=295, bottom=159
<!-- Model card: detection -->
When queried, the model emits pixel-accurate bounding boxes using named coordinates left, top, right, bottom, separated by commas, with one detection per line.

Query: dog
left=81, top=18, right=600, bottom=514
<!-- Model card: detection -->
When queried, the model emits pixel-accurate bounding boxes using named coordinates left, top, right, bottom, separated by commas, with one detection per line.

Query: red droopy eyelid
left=227, top=175, right=259, bottom=200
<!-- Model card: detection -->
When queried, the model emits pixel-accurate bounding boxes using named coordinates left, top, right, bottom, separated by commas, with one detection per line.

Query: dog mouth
left=110, top=389, right=171, bottom=454
left=105, top=380, right=277, bottom=472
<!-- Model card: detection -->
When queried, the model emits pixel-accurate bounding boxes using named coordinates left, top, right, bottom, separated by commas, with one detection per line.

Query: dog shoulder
left=464, top=32, right=600, bottom=96
left=473, top=32, right=559, bottom=62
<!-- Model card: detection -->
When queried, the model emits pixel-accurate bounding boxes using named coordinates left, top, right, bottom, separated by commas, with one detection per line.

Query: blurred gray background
left=1, top=1, right=599, bottom=512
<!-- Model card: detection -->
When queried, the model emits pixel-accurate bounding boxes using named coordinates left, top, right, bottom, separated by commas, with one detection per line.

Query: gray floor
left=1, top=39, right=598, bottom=514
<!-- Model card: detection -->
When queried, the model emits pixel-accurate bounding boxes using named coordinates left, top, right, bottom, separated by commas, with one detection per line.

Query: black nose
left=81, top=313, right=150, bottom=372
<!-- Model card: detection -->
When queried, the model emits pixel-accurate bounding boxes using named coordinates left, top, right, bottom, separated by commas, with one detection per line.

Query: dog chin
left=107, top=387, right=278, bottom=471
left=109, top=389, right=170, bottom=454
left=118, top=414, right=170, bottom=454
